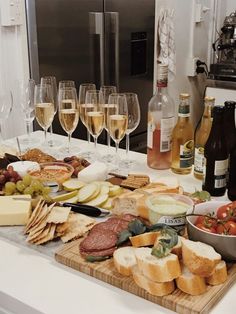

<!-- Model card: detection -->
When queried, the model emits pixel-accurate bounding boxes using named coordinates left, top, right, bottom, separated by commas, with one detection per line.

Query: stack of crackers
left=24, top=199, right=95, bottom=245
left=120, top=174, right=150, bottom=190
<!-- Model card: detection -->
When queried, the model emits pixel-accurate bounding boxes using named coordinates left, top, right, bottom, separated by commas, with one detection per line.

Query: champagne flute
left=34, top=84, right=54, bottom=143
left=107, top=93, right=128, bottom=162
left=40, top=76, right=59, bottom=147
left=100, top=85, right=117, bottom=163
left=59, top=80, right=75, bottom=89
left=58, top=87, right=79, bottom=153
left=19, top=79, right=35, bottom=147
left=85, top=90, right=104, bottom=160
left=0, top=90, right=13, bottom=142
left=121, top=93, right=140, bottom=168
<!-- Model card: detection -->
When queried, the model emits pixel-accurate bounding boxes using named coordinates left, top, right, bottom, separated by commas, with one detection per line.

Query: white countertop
left=0, top=131, right=234, bottom=314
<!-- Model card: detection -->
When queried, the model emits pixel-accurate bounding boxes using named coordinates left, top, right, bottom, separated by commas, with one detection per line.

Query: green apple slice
left=100, top=185, right=110, bottom=195
left=51, top=190, right=79, bottom=202
left=62, top=179, right=85, bottom=191
left=85, top=193, right=109, bottom=207
left=109, top=185, right=123, bottom=197
left=77, top=183, right=100, bottom=203
left=100, top=197, right=113, bottom=210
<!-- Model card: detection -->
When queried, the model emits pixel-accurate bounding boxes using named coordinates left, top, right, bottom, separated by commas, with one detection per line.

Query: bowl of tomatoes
left=186, top=201, right=236, bottom=261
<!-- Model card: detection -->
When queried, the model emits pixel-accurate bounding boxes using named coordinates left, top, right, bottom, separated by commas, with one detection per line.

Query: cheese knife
left=62, top=202, right=110, bottom=217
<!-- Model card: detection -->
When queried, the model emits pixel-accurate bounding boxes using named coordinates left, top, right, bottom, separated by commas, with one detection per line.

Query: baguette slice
left=129, top=231, right=160, bottom=247
left=113, top=247, right=137, bottom=276
left=135, top=247, right=181, bottom=282
left=112, top=192, right=144, bottom=216
left=171, top=236, right=185, bottom=259
left=182, top=239, right=221, bottom=277
left=132, top=265, right=175, bottom=296
left=206, top=260, right=227, bottom=285
left=176, top=264, right=207, bottom=295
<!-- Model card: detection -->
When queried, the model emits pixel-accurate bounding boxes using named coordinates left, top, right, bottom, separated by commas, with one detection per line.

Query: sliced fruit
left=62, top=179, right=85, bottom=191
left=109, top=185, right=123, bottom=197
left=100, top=185, right=110, bottom=195
left=50, top=190, right=78, bottom=202
left=59, top=195, right=79, bottom=204
left=100, top=197, right=113, bottom=210
left=85, top=193, right=109, bottom=207
left=77, top=183, right=100, bottom=203
left=93, top=181, right=113, bottom=187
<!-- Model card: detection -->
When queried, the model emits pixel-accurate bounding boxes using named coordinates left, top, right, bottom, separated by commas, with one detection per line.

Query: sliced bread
left=113, top=247, right=137, bottom=276
left=206, top=260, right=227, bottom=285
left=129, top=231, right=160, bottom=247
left=171, top=236, right=184, bottom=259
left=182, top=239, right=221, bottom=277
left=176, top=264, right=207, bottom=295
left=132, top=265, right=175, bottom=296
left=112, top=192, right=144, bottom=216
left=135, top=247, right=181, bottom=282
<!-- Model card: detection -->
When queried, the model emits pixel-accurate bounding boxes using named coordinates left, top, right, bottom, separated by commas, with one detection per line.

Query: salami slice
left=80, top=246, right=115, bottom=257
left=80, top=229, right=117, bottom=252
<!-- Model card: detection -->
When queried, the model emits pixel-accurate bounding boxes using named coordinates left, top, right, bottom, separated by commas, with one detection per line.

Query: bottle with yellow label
left=194, top=96, right=215, bottom=180
left=171, top=93, right=194, bottom=174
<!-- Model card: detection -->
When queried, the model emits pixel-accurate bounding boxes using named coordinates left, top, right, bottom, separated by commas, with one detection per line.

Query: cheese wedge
left=0, top=196, right=32, bottom=225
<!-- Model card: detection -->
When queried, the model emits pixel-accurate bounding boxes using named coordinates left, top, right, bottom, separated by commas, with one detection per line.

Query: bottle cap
left=224, top=101, right=236, bottom=109
left=180, top=93, right=190, bottom=100
left=213, top=105, right=224, bottom=114
left=204, top=96, right=215, bottom=102
left=156, top=64, right=168, bottom=83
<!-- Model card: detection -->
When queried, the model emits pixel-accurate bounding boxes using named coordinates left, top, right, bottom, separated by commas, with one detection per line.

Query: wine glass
left=59, top=80, right=75, bottom=89
left=58, top=87, right=79, bottom=153
left=40, top=76, right=59, bottom=147
left=100, top=85, right=117, bottom=163
left=85, top=90, right=105, bottom=160
left=121, top=93, right=140, bottom=168
left=107, top=93, right=128, bottom=163
left=19, top=79, right=36, bottom=147
left=0, top=90, right=13, bottom=142
left=34, top=84, right=54, bottom=143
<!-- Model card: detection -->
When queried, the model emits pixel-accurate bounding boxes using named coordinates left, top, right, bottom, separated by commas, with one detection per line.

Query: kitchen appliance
left=210, top=10, right=236, bottom=81
left=25, top=0, right=155, bottom=152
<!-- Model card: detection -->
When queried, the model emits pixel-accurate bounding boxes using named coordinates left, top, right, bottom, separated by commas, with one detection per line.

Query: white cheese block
left=0, top=196, right=32, bottom=225
left=8, top=161, right=40, bottom=177
left=77, top=161, right=108, bottom=183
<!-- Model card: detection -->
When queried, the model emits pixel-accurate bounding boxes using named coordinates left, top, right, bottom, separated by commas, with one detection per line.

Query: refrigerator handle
left=89, top=12, right=105, bottom=87
left=104, top=12, right=119, bottom=90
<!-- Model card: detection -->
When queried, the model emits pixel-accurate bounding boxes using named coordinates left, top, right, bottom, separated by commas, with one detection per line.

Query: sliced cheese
left=0, top=196, right=32, bottom=225
left=77, top=161, right=108, bottom=183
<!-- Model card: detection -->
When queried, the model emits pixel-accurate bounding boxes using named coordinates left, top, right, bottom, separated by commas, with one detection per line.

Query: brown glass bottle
left=228, top=143, right=236, bottom=200
left=203, top=106, right=228, bottom=196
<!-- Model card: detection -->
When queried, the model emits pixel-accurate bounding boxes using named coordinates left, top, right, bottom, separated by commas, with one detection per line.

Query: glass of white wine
left=107, top=93, right=128, bottom=163
left=100, top=85, right=117, bottom=163
left=34, top=84, right=54, bottom=143
left=85, top=90, right=105, bottom=160
left=58, top=80, right=76, bottom=89
left=58, top=87, right=79, bottom=154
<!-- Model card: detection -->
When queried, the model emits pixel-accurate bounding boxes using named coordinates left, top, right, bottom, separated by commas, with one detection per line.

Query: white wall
left=225, top=0, right=236, bottom=14
left=0, top=0, right=29, bottom=140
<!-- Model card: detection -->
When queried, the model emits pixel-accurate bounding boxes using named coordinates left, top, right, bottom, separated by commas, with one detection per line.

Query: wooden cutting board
left=55, top=239, right=236, bottom=314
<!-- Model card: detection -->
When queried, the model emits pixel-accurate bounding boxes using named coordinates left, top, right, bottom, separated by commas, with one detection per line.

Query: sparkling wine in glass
left=58, top=87, right=79, bottom=153
left=85, top=90, right=105, bottom=160
left=0, top=89, right=13, bottom=142
left=121, top=93, right=140, bottom=168
left=34, top=84, right=54, bottom=142
left=107, top=93, right=128, bottom=163
left=100, top=85, right=117, bottom=163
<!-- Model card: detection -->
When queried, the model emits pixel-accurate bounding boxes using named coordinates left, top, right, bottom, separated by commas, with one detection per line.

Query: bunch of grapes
left=0, top=166, right=22, bottom=190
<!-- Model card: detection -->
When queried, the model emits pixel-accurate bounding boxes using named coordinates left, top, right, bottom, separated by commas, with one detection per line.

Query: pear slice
left=77, top=183, right=100, bottom=203
left=50, top=190, right=79, bottom=202
left=100, top=197, right=113, bottom=210
left=100, top=185, right=110, bottom=195
left=109, top=185, right=123, bottom=197
left=62, top=179, right=85, bottom=191
left=59, top=196, right=79, bottom=204
left=85, top=193, right=109, bottom=207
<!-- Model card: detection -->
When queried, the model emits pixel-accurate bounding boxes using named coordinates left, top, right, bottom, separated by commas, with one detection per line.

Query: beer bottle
left=203, top=106, right=228, bottom=196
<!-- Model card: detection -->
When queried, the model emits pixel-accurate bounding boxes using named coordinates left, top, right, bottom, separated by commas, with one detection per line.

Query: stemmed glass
left=107, top=93, right=128, bottom=163
left=85, top=90, right=105, bottom=160
left=19, top=79, right=35, bottom=147
left=59, top=81, right=75, bottom=89
left=100, top=85, right=117, bottom=163
left=121, top=93, right=140, bottom=168
left=40, top=76, right=59, bottom=147
left=58, top=87, right=79, bottom=154
left=34, top=84, right=54, bottom=143
left=0, top=90, right=13, bottom=142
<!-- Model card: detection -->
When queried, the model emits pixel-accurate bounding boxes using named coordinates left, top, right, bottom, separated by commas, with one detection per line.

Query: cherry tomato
left=195, top=215, right=217, bottom=228
left=195, top=223, right=217, bottom=234
left=216, top=224, right=226, bottom=234
left=216, top=221, right=236, bottom=235
left=217, top=202, right=236, bottom=222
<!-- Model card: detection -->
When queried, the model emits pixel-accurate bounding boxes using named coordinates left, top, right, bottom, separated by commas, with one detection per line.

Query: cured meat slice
left=121, top=214, right=137, bottom=222
left=80, top=229, right=117, bottom=252
left=80, top=246, right=115, bottom=257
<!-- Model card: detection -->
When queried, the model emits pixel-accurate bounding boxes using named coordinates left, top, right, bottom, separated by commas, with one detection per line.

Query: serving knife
left=62, top=202, right=110, bottom=217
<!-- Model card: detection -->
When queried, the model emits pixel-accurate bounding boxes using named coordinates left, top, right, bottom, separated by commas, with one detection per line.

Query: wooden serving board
left=55, top=239, right=236, bottom=314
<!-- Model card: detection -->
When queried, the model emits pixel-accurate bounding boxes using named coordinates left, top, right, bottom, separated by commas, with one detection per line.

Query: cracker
left=30, top=203, right=54, bottom=230
left=46, top=206, right=71, bottom=224
left=33, top=223, right=56, bottom=245
left=24, top=199, right=44, bottom=234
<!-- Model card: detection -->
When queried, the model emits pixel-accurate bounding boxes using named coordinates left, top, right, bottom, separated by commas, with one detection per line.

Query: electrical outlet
left=186, top=57, right=200, bottom=77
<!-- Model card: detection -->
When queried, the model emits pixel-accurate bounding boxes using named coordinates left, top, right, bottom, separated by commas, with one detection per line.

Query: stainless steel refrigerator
left=26, top=0, right=155, bottom=152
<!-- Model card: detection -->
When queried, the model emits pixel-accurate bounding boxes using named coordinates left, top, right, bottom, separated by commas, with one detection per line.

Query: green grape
left=30, top=180, right=42, bottom=192
left=22, top=174, right=32, bottom=187
left=16, top=180, right=26, bottom=192
left=42, top=186, right=51, bottom=195
left=5, top=182, right=16, bottom=194
left=23, top=187, right=34, bottom=196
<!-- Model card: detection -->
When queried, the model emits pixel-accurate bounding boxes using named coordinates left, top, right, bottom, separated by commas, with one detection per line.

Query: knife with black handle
left=62, top=202, right=110, bottom=217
